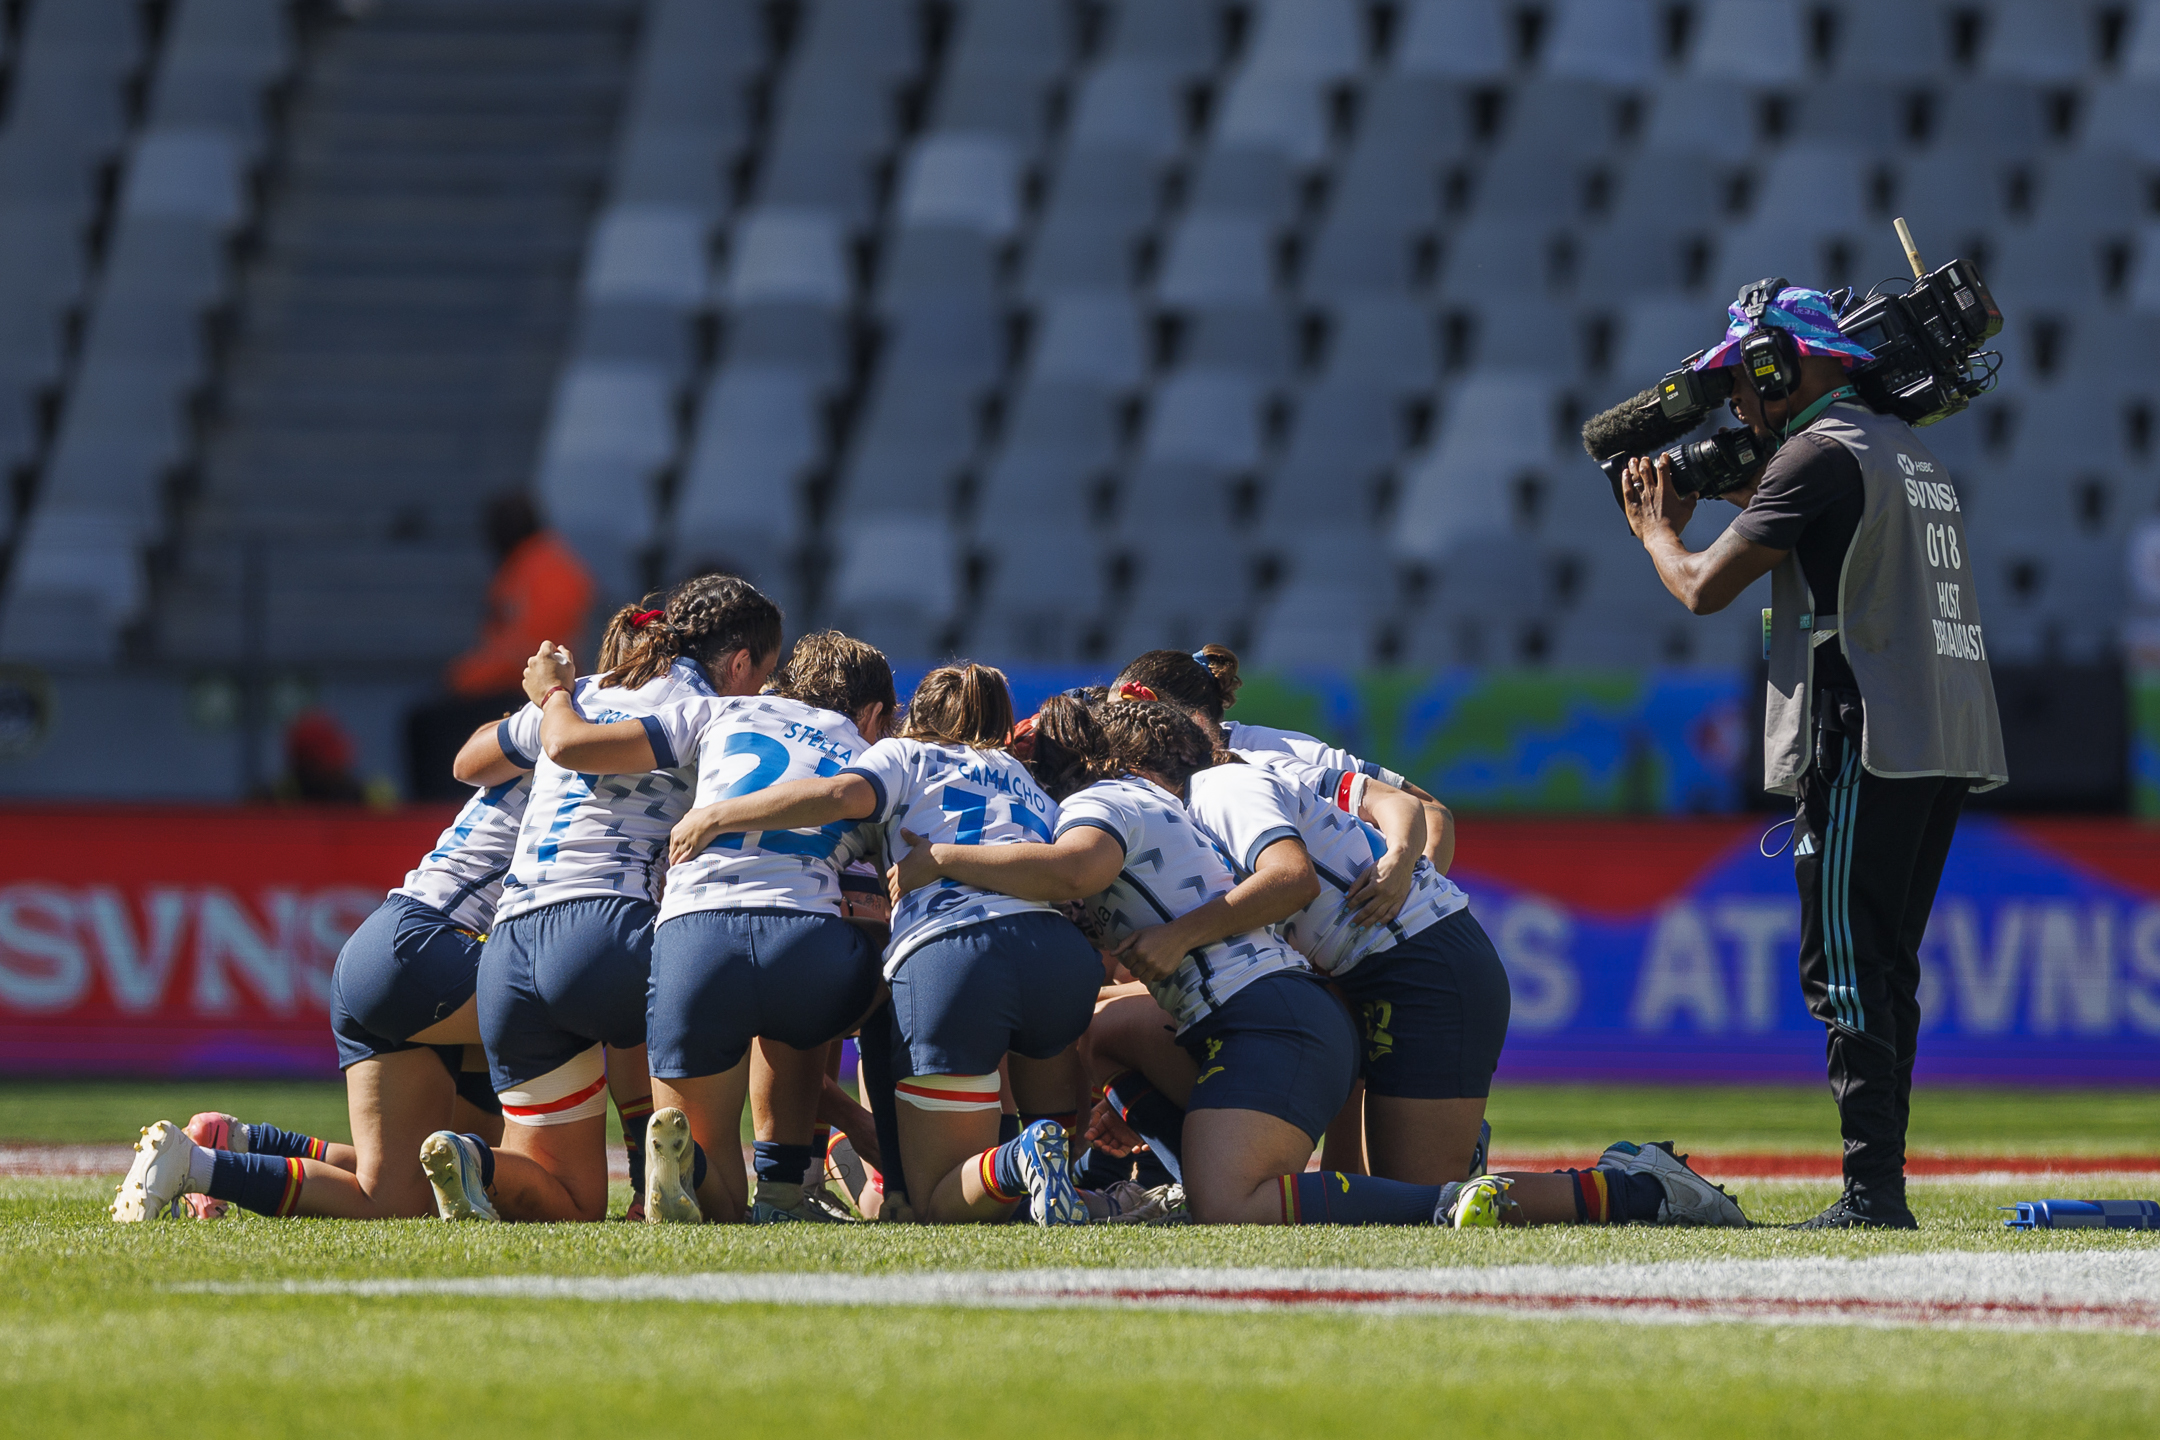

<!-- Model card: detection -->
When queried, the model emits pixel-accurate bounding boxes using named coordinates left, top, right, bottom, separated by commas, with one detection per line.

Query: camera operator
left=1620, top=284, right=2007, bottom=1231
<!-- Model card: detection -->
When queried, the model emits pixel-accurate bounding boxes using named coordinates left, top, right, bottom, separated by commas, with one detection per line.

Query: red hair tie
left=1116, top=682, right=1158, bottom=702
left=631, top=609, right=665, bottom=628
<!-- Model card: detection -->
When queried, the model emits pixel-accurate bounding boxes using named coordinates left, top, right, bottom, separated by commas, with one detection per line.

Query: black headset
left=1735, top=277, right=1803, bottom=403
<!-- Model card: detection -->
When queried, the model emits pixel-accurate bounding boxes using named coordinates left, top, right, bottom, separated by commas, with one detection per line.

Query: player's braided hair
left=900, top=662, right=1014, bottom=749
left=593, top=596, right=653, bottom=674
left=768, top=631, right=896, bottom=725
left=1096, top=699, right=1220, bottom=792
left=601, top=572, right=783, bottom=691
left=1111, top=645, right=1244, bottom=722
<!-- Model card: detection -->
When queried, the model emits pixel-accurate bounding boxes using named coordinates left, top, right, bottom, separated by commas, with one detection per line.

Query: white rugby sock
left=185, top=1142, right=216, bottom=1195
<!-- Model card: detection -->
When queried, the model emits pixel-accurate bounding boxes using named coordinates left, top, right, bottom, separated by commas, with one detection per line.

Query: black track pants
left=1793, top=725, right=1968, bottom=1200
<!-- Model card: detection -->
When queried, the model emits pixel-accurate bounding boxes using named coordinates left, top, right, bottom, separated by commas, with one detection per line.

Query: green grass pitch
left=3, top=1080, right=2157, bottom=1438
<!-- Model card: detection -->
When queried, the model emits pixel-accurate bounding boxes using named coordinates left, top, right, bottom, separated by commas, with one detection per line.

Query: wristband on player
left=540, top=685, right=570, bottom=707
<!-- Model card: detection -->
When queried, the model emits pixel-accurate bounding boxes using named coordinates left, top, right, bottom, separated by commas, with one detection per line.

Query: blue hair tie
left=1191, top=650, right=1209, bottom=666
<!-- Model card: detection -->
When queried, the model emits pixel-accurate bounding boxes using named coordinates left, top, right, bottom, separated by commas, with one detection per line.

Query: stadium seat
left=1493, top=79, right=1631, bottom=161
left=1448, top=296, right=1589, bottom=381
left=791, top=0, right=922, bottom=81
left=723, top=208, right=851, bottom=307
left=1976, top=1, right=2096, bottom=83
left=1026, top=291, right=1148, bottom=389
left=1247, top=568, right=1392, bottom=667
left=880, top=302, right=1008, bottom=388
left=1316, top=297, right=1441, bottom=393
left=1707, top=223, right=1833, bottom=304
left=2028, top=150, right=2149, bottom=234
left=1184, top=145, right=1299, bottom=228
left=1299, top=208, right=1430, bottom=299
left=1392, top=374, right=1561, bottom=561
left=1139, top=369, right=1267, bottom=470
left=671, top=367, right=819, bottom=577
left=1540, top=0, right=1661, bottom=87
left=932, top=68, right=1059, bottom=158
left=826, top=516, right=960, bottom=660
left=1890, top=148, right=2014, bottom=258
left=971, top=523, right=1109, bottom=663
left=1210, top=68, right=1333, bottom=167
left=896, top=133, right=1022, bottom=239
left=1258, top=379, right=1407, bottom=526
left=2127, top=0, right=2160, bottom=76
left=1467, top=146, right=1595, bottom=223
left=1743, top=144, right=1878, bottom=242
left=2078, top=81, right=2160, bottom=162
left=1824, top=0, right=1955, bottom=80
left=1156, top=215, right=1280, bottom=305
left=1020, top=215, right=1146, bottom=300
left=1934, top=79, right=2054, bottom=157
left=875, top=225, right=1001, bottom=317
left=1109, top=532, right=1251, bottom=653
left=581, top=205, right=709, bottom=311
left=1175, top=302, right=1299, bottom=383
left=1097, top=0, right=1225, bottom=78
left=974, top=445, right=1102, bottom=537
left=1065, top=60, right=1192, bottom=163
left=722, top=302, right=850, bottom=385
left=1399, top=532, right=1548, bottom=666
left=1037, top=144, right=1164, bottom=234
left=1636, top=79, right=1766, bottom=161
left=994, top=377, right=1124, bottom=476
left=1392, top=0, right=1513, bottom=81
left=1575, top=221, right=1704, bottom=300
left=944, top=0, right=1074, bottom=81
left=1687, top=0, right=1808, bottom=84
left=1988, top=221, right=2116, bottom=312
left=1241, top=0, right=1367, bottom=82
left=1788, top=79, right=1913, bottom=149
left=1432, top=220, right=1561, bottom=300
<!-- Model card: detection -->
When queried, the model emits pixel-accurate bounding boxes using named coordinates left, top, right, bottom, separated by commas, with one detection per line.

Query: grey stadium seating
left=1, top=0, right=2151, bottom=777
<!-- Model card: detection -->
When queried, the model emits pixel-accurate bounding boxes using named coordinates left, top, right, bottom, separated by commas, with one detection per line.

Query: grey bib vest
left=1761, top=403, right=2008, bottom=797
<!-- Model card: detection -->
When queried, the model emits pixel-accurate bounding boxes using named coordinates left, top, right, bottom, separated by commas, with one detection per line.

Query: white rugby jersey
left=1188, top=763, right=1466, bottom=978
left=1055, top=775, right=1307, bottom=1032
left=839, top=738, right=1061, bottom=976
left=1222, top=720, right=1407, bottom=790
left=643, top=694, right=876, bottom=923
left=392, top=777, right=531, bottom=933
left=494, top=658, right=715, bottom=923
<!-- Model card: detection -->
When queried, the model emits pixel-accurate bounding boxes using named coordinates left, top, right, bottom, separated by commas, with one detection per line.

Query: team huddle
left=111, top=573, right=1750, bottom=1231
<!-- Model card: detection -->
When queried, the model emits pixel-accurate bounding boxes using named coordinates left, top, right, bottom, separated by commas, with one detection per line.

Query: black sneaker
left=1788, top=1193, right=1918, bottom=1230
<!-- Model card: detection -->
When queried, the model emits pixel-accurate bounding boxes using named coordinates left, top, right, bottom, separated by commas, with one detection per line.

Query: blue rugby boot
left=1014, top=1119, right=1086, bottom=1226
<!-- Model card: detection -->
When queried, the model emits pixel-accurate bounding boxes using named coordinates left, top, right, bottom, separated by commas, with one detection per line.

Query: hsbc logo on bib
left=1897, top=451, right=1937, bottom=477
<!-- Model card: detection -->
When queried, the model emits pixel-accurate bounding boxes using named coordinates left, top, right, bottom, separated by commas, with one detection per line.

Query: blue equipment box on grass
left=2002, top=1200, right=2160, bottom=1229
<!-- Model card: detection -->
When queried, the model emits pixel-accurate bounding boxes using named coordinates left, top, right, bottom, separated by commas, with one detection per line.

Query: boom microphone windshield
left=1581, top=386, right=1703, bottom=466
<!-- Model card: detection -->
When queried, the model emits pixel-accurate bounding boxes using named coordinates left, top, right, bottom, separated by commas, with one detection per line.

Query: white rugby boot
left=643, top=1107, right=703, bottom=1224
left=111, top=1121, right=198, bottom=1222
left=1598, top=1141, right=1750, bottom=1227
left=418, top=1131, right=500, bottom=1221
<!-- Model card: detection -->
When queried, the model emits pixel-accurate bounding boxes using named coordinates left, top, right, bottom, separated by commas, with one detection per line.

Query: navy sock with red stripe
left=240, top=1123, right=329, bottom=1160
left=753, top=1141, right=813, bottom=1186
left=616, top=1094, right=653, bottom=1203
left=1283, top=1171, right=1443, bottom=1225
left=207, top=1152, right=308, bottom=1217
left=1103, top=1072, right=1185, bottom=1184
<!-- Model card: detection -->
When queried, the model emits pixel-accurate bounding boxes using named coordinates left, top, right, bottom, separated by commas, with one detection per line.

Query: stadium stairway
left=152, top=0, right=638, bottom=671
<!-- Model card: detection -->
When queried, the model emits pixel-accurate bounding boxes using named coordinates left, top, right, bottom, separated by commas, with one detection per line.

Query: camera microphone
left=1580, top=386, right=1701, bottom=470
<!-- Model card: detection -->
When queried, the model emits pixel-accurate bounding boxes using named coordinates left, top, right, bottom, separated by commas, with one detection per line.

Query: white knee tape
left=894, top=1072, right=1004, bottom=1113
left=500, top=1044, right=608, bottom=1127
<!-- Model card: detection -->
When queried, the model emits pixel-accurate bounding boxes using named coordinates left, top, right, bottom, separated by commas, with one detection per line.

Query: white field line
left=175, top=1251, right=2160, bottom=1333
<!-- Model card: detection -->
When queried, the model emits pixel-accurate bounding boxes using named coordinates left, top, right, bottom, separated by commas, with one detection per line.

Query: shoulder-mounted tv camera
left=1582, top=221, right=2003, bottom=512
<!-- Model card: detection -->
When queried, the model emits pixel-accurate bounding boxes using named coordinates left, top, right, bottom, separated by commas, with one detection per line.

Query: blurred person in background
left=405, top=493, right=594, bottom=800
left=277, top=708, right=365, bottom=804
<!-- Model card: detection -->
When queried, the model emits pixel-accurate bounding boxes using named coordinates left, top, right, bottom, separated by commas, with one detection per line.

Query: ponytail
left=1111, top=645, right=1243, bottom=723
left=601, top=572, right=782, bottom=691
left=899, top=662, right=1015, bottom=749
left=1027, top=694, right=1116, bottom=800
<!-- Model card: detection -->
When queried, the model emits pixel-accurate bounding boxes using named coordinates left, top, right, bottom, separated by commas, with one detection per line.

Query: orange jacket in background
left=446, top=530, right=595, bottom=696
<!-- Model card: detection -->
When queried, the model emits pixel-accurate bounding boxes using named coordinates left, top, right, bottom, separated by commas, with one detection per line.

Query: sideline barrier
left=0, top=808, right=2156, bottom=1082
